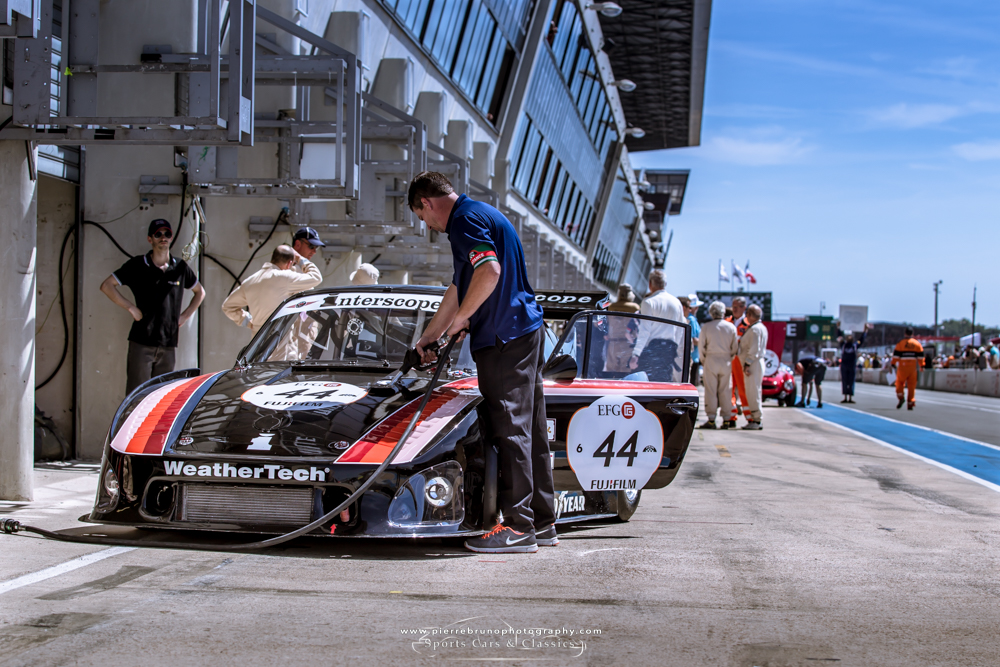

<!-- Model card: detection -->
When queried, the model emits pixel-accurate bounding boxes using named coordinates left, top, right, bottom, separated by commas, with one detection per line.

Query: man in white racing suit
left=737, top=304, right=769, bottom=430
left=698, top=301, right=739, bottom=428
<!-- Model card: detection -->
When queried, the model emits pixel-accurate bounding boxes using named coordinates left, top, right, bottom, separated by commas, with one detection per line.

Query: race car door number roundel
left=566, top=395, right=664, bottom=492
left=763, top=349, right=780, bottom=376
left=241, top=381, right=367, bottom=411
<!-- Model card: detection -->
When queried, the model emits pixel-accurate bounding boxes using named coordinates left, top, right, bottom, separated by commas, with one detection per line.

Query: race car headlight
left=97, top=466, right=120, bottom=511
left=388, top=461, right=464, bottom=528
left=424, top=476, right=453, bottom=507
left=783, top=380, right=794, bottom=391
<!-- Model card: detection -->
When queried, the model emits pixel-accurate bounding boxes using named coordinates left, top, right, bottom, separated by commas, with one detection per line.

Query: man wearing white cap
left=679, top=294, right=703, bottom=385
left=351, top=263, right=380, bottom=285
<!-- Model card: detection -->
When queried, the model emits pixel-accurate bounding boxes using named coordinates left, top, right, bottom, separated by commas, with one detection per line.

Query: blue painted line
left=806, top=404, right=1000, bottom=488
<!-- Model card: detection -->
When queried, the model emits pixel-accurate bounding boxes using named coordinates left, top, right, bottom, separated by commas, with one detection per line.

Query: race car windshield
left=553, top=311, right=691, bottom=383
left=239, top=292, right=472, bottom=369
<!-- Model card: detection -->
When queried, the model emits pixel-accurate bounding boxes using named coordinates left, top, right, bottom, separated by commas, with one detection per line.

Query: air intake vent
left=177, top=484, right=314, bottom=526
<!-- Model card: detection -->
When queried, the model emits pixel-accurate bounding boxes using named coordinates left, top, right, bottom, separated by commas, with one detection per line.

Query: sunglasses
left=152, top=230, right=172, bottom=239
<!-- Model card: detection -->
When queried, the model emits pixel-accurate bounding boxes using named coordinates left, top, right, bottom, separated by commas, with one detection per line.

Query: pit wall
left=822, top=367, right=1000, bottom=398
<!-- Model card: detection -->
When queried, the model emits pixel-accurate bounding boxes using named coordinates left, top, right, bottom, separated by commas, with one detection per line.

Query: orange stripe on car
left=337, top=378, right=480, bottom=465
left=112, top=373, right=217, bottom=456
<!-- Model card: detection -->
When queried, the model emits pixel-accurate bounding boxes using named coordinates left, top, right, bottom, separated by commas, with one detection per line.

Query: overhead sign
left=786, top=321, right=806, bottom=340
left=839, top=305, right=868, bottom=333
left=565, top=395, right=663, bottom=492
left=805, top=316, right=835, bottom=341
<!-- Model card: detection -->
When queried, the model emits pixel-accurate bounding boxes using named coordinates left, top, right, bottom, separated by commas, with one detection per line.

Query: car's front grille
left=176, top=484, right=314, bottom=526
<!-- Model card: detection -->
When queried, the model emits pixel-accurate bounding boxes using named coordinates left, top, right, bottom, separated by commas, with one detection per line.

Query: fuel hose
left=1, top=333, right=466, bottom=553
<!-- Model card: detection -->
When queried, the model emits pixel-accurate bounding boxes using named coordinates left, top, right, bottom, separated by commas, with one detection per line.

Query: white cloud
left=700, top=135, right=812, bottom=166
left=953, top=140, right=1000, bottom=161
left=869, top=103, right=963, bottom=128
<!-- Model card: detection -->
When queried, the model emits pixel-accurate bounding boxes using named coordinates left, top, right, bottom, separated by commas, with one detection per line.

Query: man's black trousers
left=473, top=327, right=556, bottom=534
left=126, top=341, right=176, bottom=394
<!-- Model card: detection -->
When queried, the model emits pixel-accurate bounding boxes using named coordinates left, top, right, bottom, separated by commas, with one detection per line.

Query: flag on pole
left=719, top=260, right=729, bottom=282
left=745, top=261, right=757, bottom=284
left=731, top=260, right=745, bottom=285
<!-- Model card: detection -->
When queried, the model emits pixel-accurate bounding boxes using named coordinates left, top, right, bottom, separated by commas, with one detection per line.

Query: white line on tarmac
left=853, top=385, right=1000, bottom=413
left=0, top=547, right=135, bottom=596
left=797, top=409, right=1000, bottom=495
left=824, top=404, right=1000, bottom=452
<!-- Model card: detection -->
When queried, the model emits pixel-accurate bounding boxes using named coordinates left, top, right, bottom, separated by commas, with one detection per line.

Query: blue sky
left=630, top=0, right=999, bottom=325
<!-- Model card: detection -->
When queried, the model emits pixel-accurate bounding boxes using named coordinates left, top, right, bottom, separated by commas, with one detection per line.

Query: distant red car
left=761, top=362, right=797, bottom=407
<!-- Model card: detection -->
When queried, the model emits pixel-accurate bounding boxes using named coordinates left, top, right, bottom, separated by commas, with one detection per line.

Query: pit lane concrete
left=2, top=397, right=1000, bottom=666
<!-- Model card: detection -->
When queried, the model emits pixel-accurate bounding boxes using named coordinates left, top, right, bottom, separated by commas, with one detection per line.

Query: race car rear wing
left=535, top=290, right=610, bottom=320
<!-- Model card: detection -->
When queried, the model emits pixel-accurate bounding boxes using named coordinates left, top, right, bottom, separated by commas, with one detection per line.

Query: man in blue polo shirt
left=409, top=171, right=555, bottom=554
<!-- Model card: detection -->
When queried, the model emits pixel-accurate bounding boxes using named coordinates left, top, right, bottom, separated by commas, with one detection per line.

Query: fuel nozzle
left=374, top=332, right=465, bottom=394
left=400, top=335, right=450, bottom=375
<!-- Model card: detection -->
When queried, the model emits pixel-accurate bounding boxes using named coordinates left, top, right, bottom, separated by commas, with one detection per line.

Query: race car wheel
left=777, top=398, right=785, bottom=407
left=785, top=390, right=797, bottom=407
left=614, top=489, right=642, bottom=522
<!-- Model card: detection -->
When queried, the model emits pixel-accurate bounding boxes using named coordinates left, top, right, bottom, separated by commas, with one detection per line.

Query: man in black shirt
left=100, top=219, right=206, bottom=394
left=795, top=353, right=826, bottom=408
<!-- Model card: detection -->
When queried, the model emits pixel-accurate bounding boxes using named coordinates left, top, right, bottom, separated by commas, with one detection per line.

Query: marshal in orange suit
left=891, top=326, right=924, bottom=410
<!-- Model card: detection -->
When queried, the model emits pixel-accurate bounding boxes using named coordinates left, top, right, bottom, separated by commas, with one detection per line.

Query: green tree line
left=938, top=319, right=999, bottom=339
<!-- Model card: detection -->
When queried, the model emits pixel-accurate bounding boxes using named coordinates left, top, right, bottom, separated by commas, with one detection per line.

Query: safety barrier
left=819, top=365, right=1000, bottom=398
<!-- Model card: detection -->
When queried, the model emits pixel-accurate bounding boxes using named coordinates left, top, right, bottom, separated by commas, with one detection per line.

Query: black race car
left=91, top=286, right=697, bottom=537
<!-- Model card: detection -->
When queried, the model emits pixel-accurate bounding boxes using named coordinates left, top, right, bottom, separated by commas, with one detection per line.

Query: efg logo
left=597, top=402, right=637, bottom=418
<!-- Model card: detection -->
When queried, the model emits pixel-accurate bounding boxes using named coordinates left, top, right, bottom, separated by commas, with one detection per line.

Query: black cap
left=293, top=227, right=326, bottom=247
left=148, top=219, right=172, bottom=236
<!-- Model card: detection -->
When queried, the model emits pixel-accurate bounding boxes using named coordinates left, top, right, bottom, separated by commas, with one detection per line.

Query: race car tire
left=785, top=390, right=797, bottom=407
left=777, top=398, right=785, bottom=407
left=614, top=489, right=642, bottom=522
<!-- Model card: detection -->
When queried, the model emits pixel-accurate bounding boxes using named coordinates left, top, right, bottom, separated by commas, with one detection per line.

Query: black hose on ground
left=4, top=333, right=466, bottom=553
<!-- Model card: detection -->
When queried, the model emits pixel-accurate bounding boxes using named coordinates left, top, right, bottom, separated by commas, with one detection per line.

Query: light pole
left=972, top=284, right=978, bottom=345
left=933, top=280, right=943, bottom=336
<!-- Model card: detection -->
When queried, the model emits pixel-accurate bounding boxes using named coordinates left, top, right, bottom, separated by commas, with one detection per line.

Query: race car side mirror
left=542, top=354, right=578, bottom=381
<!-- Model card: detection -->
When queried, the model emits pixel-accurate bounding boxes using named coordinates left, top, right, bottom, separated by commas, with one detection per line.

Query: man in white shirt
left=737, top=304, right=769, bottom=430
left=628, top=269, right=685, bottom=382
left=222, top=245, right=322, bottom=333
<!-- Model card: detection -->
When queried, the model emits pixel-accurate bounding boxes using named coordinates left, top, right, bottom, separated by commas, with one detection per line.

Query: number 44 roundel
left=566, top=395, right=664, bottom=492
left=241, top=381, right=368, bottom=411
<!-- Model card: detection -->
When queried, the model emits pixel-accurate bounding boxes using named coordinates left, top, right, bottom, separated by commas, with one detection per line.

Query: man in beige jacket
left=698, top=301, right=739, bottom=429
left=737, top=304, right=769, bottom=430
left=222, top=245, right=322, bottom=333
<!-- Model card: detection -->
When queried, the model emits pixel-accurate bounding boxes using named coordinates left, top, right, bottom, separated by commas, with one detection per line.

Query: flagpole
left=718, top=259, right=721, bottom=292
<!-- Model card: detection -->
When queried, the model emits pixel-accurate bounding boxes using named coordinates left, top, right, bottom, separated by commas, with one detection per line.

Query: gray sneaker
left=742, top=420, right=762, bottom=430
left=465, top=524, right=537, bottom=553
left=535, top=524, right=559, bottom=547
